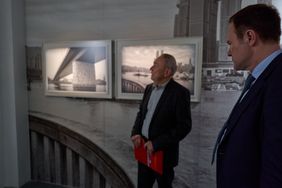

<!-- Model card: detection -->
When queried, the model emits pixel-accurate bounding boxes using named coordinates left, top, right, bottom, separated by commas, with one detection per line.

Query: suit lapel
left=224, top=81, right=264, bottom=137
left=222, top=53, right=282, bottom=141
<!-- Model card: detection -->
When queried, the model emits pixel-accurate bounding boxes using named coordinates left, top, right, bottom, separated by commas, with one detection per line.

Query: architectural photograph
left=1, top=0, right=282, bottom=188
left=43, top=41, right=112, bottom=98
left=115, top=37, right=202, bottom=101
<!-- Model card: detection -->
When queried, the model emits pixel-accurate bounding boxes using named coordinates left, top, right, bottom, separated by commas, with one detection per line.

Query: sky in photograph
left=122, top=44, right=195, bottom=68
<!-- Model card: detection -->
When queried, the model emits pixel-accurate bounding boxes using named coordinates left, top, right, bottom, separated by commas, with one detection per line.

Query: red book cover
left=134, top=139, right=163, bottom=175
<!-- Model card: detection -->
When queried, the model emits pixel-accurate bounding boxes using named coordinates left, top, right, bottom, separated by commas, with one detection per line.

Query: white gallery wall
left=0, top=0, right=30, bottom=187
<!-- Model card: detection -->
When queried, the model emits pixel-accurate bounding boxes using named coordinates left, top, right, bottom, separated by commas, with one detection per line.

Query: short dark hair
left=229, top=4, right=281, bottom=42
left=159, top=53, right=177, bottom=75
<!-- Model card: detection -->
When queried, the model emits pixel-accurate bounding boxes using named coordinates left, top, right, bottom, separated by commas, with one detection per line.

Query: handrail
left=29, top=115, right=134, bottom=188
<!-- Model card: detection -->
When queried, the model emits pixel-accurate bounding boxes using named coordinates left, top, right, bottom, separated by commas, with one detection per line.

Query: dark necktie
left=238, top=74, right=255, bottom=102
left=211, top=74, right=255, bottom=164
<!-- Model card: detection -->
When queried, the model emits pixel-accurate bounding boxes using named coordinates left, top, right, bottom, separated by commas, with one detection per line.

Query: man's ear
left=245, top=30, right=256, bottom=46
left=164, top=68, right=172, bottom=78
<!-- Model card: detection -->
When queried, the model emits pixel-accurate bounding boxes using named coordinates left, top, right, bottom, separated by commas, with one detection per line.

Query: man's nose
left=227, top=49, right=231, bottom=57
left=227, top=46, right=231, bottom=57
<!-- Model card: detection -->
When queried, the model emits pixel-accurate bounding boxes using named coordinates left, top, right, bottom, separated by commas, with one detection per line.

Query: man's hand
left=144, top=141, right=154, bottom=156
left=131, top=134, right=142, bottom=148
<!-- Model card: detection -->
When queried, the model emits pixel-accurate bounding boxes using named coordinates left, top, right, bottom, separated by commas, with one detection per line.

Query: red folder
left=134, top=139, right=163, bottom=175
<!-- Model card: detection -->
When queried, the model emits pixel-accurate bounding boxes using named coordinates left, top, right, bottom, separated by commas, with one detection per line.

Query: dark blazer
left=131, top=79, right=192, bottom=167
left=216, top=53, right=282, bottom=188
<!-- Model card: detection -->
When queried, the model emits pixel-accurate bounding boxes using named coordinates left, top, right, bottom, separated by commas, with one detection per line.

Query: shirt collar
left=153, top=79, right=170, bottom=89
left=251, top=49, right=282, bottom=79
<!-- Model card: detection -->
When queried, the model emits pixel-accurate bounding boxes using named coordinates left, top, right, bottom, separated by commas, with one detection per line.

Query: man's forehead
left=154, top=57, right=163, bottom=63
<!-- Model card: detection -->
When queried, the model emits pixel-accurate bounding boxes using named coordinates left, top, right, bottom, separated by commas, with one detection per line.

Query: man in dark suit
left=131, top=53, right=192, bottom=188
left=212, top=4, right=282, bottom=188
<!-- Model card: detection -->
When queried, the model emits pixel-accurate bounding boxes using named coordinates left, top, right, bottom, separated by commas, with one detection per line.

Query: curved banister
left=29, top=115, right=134, bottom=188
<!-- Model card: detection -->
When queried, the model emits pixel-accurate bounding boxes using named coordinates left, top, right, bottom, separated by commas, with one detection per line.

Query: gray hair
left=159, top=53, right=177, bottom=75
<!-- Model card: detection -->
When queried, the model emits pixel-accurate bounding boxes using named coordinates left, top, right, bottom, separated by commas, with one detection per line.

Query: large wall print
left=115, top=37, right=203, bottom=101
left=43, top=40, right=112, bottom=98
left=202, top=65, right=246, bottom=92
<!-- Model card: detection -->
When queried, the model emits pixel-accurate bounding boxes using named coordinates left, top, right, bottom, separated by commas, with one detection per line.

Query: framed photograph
left=115, top=37, right=203, bottom=101
left=43, top=40, right=112, bottom=98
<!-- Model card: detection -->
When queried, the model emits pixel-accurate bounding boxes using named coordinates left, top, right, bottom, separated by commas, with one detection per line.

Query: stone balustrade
left=29, top=115, right=134, bottom=188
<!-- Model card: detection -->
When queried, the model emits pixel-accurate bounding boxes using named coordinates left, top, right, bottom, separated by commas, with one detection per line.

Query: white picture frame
left=115, top=37, right=203, bottom=102
left=43, top=40, right=112, bottom=98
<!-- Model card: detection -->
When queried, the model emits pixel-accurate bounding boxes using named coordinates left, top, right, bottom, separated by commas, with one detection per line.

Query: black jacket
left=131, top=79, right=192, bottom=167
left=216, top=53, right=282, bottom=188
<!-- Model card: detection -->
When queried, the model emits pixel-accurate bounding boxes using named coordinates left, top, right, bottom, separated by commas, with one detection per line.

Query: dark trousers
left=137, top=162, right=174, bottom=188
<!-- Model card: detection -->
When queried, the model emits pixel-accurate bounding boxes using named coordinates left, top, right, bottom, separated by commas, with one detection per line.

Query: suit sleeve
left=260, top=72, right=282, bottom=187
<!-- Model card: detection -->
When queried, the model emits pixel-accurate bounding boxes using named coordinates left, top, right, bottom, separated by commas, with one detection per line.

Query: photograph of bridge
left=43, top=41, right=112, bottom=98
left=115, top=37, right=203, bottom=101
